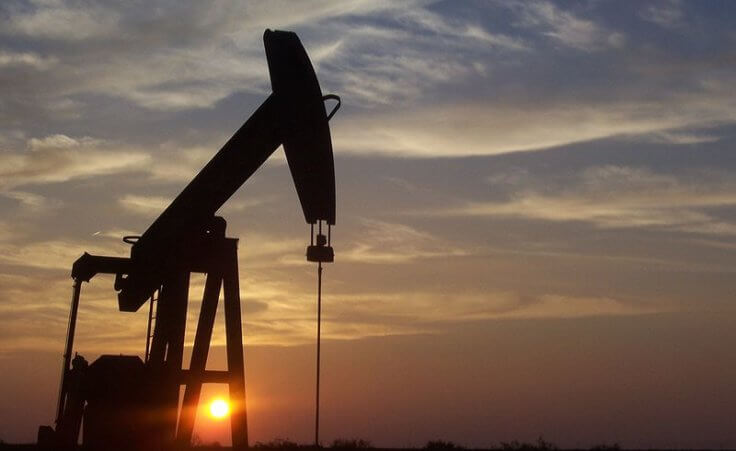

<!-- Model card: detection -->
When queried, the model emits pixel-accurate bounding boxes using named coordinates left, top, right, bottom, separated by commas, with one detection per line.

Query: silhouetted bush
left=424, top=440, right=464, bottom=450
left=330, top=438, right=373, bottom=449
left=497, top=436, right=557, bottom=450
left=190, top=432, right=222, bottom=448
left=590, top=444, right=620, bottom=450
left=254, top=438, right=301, bottom=449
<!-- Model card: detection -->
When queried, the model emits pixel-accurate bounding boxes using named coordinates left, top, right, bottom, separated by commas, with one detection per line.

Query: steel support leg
left=223, top=239, right=248, bottom=449
left=177, top=270, right=223, bottom=444
left=153, top=271, right=190, bottom=440
left=55, top=279, right=82, bottom=428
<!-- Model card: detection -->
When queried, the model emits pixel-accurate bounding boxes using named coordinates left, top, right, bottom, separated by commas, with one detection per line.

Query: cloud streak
left=430, top=166, right=736, bottom=235
left=512, top=0, right=625, bottom=51
left=334, top=89, right=736, bottom=157
left=340, top=219, right=468, bottom=264
left=0, top=134, right=150, bottom=189
left=119, top=194, right=171, bottom=216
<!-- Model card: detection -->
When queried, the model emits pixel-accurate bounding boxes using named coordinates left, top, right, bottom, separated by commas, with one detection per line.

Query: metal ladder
left=144, top=289, right=158, bottom=363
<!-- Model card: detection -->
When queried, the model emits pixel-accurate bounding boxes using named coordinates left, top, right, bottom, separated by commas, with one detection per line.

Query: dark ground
left=0, top=444, right=726, bottom=451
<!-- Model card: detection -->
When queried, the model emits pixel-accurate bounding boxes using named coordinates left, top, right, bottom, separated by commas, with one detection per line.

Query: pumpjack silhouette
left=38, top=29, right=338, bottom=450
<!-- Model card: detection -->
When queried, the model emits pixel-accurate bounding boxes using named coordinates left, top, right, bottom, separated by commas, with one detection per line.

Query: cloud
left=0, top=134, right=150, bottom=189
left=340, top=219, right=468, bottom=264
left=0, top=271, right=149, bottom=354
left=333, top=91, right=736, bottom=156
left=0, top=0, right=725, bottom=137
left=640, top=0, right=684, bottom=29
left=0, top=0, right=431, bottom=112
left=0, top=50, right=57, bottom=69
left=1, top=0, right=121, bottom=41
left=394, top=7, right=528, bottom=51
left=237, top=287, right=664, bottom=346
left=648, top=130, right=721, bottom=145
left=118, top=194, right=171, bottom=216
left=300, top=290, right=665, bottom=344
left=0, top=0, right=734, bottom=356
left=335, top=53, right=470, bottom=106
left=27, top=134, right=102, bottom=151
left=0, top=273, right=74, bottom=352
left=512, top=0, right=625, bottom=51
left=6, top=261, right=657, bottom=351
left=0, top=190, right=61, bottom=215
left=0, top=0, right=520, bottom=114
left=239, top=219, right=468, bottom=269
left=430, top=166, right=736, bottom=235
left=143, top=145, right=213, bottom=182
left=0, top=221, right=22, bottom=243
left=464, top=25, right=529, bottom=51
left=0, top=239, right=126, bottom=271
left=301, top=8, right=528, bottom=107
left=497, top=294, right=661, bottom=319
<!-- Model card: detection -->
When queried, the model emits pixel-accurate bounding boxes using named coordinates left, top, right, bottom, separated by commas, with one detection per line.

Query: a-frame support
left=148, top=236, right=248, bottom=449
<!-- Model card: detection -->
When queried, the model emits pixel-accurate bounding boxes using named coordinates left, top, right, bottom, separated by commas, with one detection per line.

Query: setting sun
left=209, top=398, right=230, bottom=419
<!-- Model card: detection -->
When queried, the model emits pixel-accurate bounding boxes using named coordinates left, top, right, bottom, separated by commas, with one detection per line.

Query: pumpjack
left=38, top=29, right=338, bottom=450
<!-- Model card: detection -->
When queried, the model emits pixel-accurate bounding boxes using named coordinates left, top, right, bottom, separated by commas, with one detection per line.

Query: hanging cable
left=307, top=219, right=334, bottom=447
left=315, top=219, right=323, bottom=447
left=315, top=258, right=323, bottom=446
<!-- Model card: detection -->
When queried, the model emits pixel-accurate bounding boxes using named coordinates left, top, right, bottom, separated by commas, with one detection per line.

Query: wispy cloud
left=118, top=194, right=171, bottom=216
left=221, top=288, right=665, bottom=347
left=0, top=134, right=150, bottom=189
left=306, top=8, right=528, bottom=107
left=0, top=0, right=430, bottom=112
left=0, top=190, right=61, bottom=215
left=430, top=166, right=736, bottom=235
left=0, top=0, right=734, bottom=364
left=334, top=91, right=736, bottom=156
left=298, top=290, right=666, bottom=345
left=1, top=0, right=121, bottom=41
left=512, top=0, right=625, bottom=50
left=648, top=130, right=721, bottom=145
left=640, top=0, right=684, bottom=29
left=0, top=238, right=126, bottom=271
left=340, top=219, right=468, bottom=264
left=394, top=7, right=528, bottom=51
left=0, top=50, right=57, bottom=69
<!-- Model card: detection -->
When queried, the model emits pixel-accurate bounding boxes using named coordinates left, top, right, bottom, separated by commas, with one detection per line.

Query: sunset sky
left=2, top=0, right=736, bottom=448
